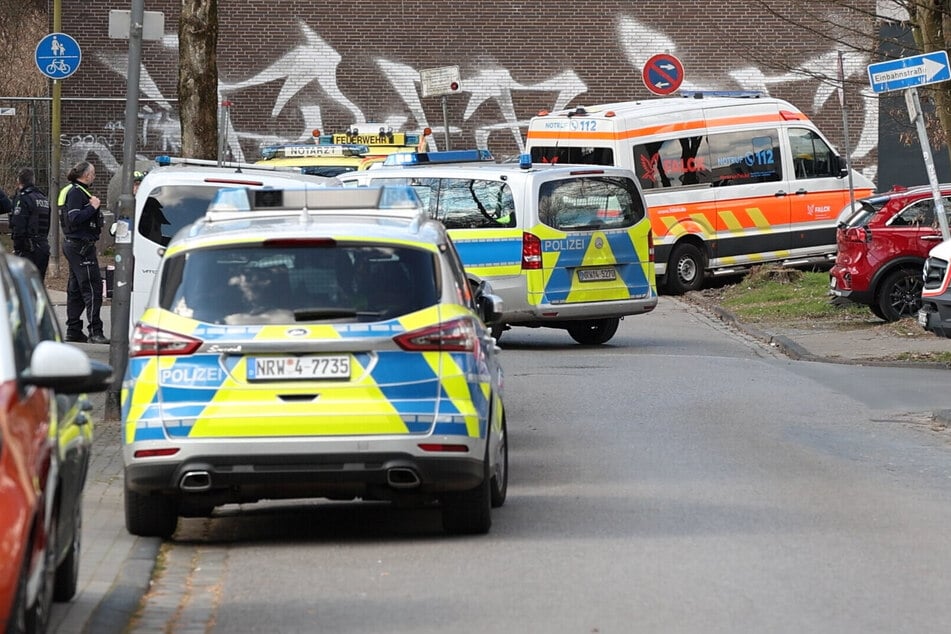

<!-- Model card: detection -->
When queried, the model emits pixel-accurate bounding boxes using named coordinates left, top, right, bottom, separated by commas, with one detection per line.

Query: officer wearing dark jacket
left=59, top=161, right=108, bottom=344
left=11, top=167, right=51, bottom=280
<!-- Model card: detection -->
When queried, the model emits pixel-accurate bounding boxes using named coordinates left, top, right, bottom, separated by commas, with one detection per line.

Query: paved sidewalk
left=47, top=291, right=160, bottom=634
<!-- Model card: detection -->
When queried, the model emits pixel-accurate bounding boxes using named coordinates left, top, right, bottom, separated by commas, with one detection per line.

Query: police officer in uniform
left=11, top=167, right=52, bottom=280
left=59, top=161, right=108, bottom=344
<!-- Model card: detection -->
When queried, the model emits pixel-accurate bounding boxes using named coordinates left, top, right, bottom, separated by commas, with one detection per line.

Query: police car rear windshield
left=158, top=243, right=439, bottom=324
left=364, top=175, right=643, bottom=231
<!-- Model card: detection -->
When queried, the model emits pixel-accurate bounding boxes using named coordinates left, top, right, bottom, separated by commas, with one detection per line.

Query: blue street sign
left=867, top=51, right=951, bottom=94
left=35, top=32, right=81, bottom=80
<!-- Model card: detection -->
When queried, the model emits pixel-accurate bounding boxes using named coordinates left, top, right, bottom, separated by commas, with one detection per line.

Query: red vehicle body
left=829, top=185, right=951, bottom=321
left=0, top=255, right=111, bottom=633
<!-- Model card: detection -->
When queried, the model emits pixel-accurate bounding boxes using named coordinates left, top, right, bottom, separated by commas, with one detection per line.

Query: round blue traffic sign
left=642, top=53, right=684, bottom=96
left=35, top=32, right=81, bottom=80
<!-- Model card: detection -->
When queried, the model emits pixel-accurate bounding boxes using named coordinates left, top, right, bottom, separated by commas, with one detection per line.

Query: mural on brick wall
left=64, top=13, right=878, bottom=184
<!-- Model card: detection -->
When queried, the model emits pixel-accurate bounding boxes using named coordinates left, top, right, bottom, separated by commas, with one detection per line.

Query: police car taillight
left=648, top=231, right=654, bottom=262
left=522, top=232, right=542, bottom=270
left=130, top=325, right=202, bottom=357
left=394, top=318, right=477, bottom=352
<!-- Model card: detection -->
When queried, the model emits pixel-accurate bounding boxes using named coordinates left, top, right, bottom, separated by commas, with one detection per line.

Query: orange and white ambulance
left=525, top=93, right=876, bottom=293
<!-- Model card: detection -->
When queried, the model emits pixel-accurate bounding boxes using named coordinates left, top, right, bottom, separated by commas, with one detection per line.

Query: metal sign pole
left=104, top=0, right=145, bottom=420
left=441, top=95, right=450, bottom=151
left=838, top=51, right=856, bottom=212
left=905, top=87, right=951, bottom=241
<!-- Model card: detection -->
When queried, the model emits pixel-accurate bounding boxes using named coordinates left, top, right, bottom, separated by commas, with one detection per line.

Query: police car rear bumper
left=124, top=445, right=487, bottom=500
left=503, top=297, right=658, bottom=323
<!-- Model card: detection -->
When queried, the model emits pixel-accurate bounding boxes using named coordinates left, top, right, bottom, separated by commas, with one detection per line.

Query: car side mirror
left=469, top=277, right=504, bottom=325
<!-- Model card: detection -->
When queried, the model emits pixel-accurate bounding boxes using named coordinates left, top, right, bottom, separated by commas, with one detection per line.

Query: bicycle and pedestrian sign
left=867, top=51, right=950, bottom=94
left=35, top=32, right=81, bottom=80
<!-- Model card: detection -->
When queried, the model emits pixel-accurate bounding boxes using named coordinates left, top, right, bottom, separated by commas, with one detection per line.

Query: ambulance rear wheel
left=666, top=243, right=704, bottom=295
left=567, top=318, right=620, bottom=345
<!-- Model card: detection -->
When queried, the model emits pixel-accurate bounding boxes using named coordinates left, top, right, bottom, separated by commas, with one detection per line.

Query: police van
left=129, top=156, right=338, bottom=326
left=255, top=124, right=430, bottom=177
left=340, top=151, right=657, bottom=345
left=524, top=93, right=876, bottom=293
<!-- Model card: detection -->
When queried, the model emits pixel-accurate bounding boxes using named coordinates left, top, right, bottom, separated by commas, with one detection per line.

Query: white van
left=130, top=157, right=338, bottom=325
left=525, top=93, right=876, bottom=293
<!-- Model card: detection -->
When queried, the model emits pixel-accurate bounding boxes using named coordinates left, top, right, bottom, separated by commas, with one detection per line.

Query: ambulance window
left=788, top=128, right=838, bottom=179
left=632, top=137, right=712, bottom=190
left=707, top=130, right=782, bottom=187
left=538, top=176, right=644, bottom=230
left=431, top=179, right=516, bottom=230
left=529, top=146, right=613, bottom=166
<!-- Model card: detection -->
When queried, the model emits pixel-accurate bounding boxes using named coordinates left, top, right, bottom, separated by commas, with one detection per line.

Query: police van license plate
left=577, top=268, right=617, bottom=282
left=248, top=355, right=351, bottom=380
left=918, top=309, right=929, bottom=328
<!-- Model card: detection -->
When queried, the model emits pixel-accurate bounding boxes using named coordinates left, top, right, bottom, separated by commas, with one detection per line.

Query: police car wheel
left=490, top=323, right=506, bottom=342
left=490, top=415, right=508, bottom=508
left=125, top=487, right=179, bottom=538
left=441, top=446, right=492, bottom=535
left=666, top=243, right=705, bottom=295
left=567, top=318, right=620, bottom=345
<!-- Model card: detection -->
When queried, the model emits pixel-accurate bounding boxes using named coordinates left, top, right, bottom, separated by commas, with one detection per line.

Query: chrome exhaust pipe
left=180, top=471, right=212, bottom=492
left=386, top=468, right=421, bottom=489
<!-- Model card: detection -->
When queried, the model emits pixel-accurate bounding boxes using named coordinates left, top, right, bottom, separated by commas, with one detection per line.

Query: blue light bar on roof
left=383, top=149, right=494, bottom=166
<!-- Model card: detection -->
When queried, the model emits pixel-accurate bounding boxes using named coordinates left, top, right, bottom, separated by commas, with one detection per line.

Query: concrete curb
left=708, top=304, right=951, bottom=370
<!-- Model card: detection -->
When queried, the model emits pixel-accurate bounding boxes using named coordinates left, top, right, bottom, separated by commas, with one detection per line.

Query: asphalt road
left=88, top=297, right=951, bottom=634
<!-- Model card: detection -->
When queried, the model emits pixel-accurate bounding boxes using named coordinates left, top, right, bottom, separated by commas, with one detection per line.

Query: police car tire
left=567, top=318, right=620, bottom=345
left=53, top=499, right=82, bottom=601
left=490, top=415, right=508, bottom=508
left=125, top=487, right=178, bottom=538
left=666, top=243, right=705, bottom=295
left=876, top=268, right=923, bottom=323
left=441, top=447, right=492, bottom=535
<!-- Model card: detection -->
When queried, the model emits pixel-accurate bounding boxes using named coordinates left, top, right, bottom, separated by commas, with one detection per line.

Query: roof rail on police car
left=382, top=149, right=495, bottom=167
left=203, top=185, right=426, bottom=223
left=154, top=155, right=306, bottom=173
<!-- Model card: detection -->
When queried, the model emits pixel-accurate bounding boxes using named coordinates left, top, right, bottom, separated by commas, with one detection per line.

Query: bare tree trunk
left=178, top=0, right=218, bottom=159
left=905, top=1, right=951, bottom=165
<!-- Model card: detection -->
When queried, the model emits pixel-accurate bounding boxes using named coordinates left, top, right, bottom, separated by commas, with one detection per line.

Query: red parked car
left=0, top=254, right=112, bottom=633
left=830, top=185, right=951, bottom=321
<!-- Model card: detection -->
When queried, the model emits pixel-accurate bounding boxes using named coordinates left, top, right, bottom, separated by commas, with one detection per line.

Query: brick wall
left=57, top=1, right=880, bottom=184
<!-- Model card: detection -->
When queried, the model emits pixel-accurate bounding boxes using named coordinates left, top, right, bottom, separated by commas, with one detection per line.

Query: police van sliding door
left=785, top=127, right=853, bottom=255
left=708, top=129, right=792, bottom=267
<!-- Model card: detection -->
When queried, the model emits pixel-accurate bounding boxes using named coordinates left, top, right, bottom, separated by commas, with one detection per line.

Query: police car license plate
left=248, top=355, right=351, bottom=380
left=577, top=268, right=617, bottom=282
left=919, top=309, right=929, bottom=328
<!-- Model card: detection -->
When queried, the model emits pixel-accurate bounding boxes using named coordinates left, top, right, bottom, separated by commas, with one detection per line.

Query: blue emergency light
left=382, top=149, right=494, bottom=167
